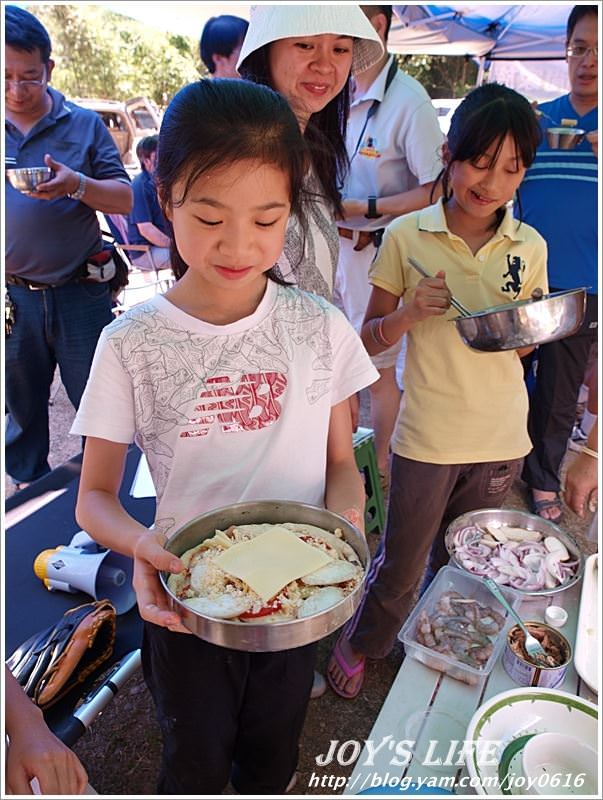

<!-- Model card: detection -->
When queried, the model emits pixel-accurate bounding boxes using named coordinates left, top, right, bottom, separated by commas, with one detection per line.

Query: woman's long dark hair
left=156, top=78, right=309, bottom=280
left=239, top=47, right=350, bottom=217
left=431, top=82, right=542, bottom=226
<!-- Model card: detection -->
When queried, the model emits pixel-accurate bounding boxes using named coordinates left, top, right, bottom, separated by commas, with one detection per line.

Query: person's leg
left=328, top=456, right=461, bottom=697
left=52, top=282, right=114, bottom=411
left=581, top=349, right=598, bottom=433
left=335, top=235, right=373, bottom=332
left=131, top=248, right=172, bottom=286
left=141, top=622, right=242, bottom=794
left=368, top=365, right=401, bottom=476
left=5, top=286, right=56, bottom=483
left=420, top=458, right=523, bottom=593
left=232, top=643, right=317, bottom=794
left=522, top=292, right=597, bottom=519
left=148, top=246, right=171, bottom=270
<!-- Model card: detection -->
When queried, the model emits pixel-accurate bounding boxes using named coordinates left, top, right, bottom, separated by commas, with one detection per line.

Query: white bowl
left=522, top=732, right=597, bottom=795
left=464, top=687, right=598, bottom=795
left=544, top=605, right=568, bottom=628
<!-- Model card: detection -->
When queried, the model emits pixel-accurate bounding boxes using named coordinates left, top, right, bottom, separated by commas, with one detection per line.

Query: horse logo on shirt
left=501, top=255, right=525, bottom=298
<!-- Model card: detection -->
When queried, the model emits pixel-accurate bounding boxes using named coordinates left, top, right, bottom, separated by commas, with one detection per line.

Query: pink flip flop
left=327, top=636, right=365, bottom=699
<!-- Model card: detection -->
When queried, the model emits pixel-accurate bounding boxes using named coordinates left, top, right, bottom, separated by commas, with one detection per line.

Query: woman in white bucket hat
left=238, top=5, right=383, bottom=298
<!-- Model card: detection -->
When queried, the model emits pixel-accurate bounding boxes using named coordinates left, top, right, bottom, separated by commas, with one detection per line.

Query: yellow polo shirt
left=370, top=199, right=548, bottom=464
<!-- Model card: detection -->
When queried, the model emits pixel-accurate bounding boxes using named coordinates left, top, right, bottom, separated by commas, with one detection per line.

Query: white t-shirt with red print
left=72, top=281, right=378, bottom=537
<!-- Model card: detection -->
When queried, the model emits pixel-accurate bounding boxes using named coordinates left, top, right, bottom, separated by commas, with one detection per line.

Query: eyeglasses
left=5, top=75, right=46, bottom=89
left=566, top=45, right=598, bottom=59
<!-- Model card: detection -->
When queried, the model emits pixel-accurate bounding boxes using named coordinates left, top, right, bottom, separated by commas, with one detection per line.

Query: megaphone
left=34, top=531, right=136, bottom=614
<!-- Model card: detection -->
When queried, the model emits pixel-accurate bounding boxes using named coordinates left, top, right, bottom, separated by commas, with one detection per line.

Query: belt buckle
left=27, top=282, right=46, bottom=290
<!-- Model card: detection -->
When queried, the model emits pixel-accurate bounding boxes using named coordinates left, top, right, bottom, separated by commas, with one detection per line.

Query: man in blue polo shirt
left=520, top=4, right=598, bottom=522
left=127, top=135, right=171, bottom=273
left=5, top=5, right=132, bottom=488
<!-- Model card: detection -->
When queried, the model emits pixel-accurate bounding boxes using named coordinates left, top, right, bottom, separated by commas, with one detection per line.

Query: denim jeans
left=5, top=281, right=113, bottom=482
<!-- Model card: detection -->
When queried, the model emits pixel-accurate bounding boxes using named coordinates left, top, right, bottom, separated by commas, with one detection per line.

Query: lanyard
left=350, top=58, right=399, bottom=163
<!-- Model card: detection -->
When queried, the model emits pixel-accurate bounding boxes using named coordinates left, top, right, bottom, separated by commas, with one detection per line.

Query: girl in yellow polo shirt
left=328, top=83, right=548, bottom=699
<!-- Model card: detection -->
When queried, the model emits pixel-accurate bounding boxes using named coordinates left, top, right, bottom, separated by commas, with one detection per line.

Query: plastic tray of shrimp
left=399, top=565, right=522, bottom=686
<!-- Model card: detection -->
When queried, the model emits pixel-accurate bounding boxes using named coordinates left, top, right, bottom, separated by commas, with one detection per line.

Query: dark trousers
left=521, top=291, right=598, bottom=493
left=5, top=281, right=113, bottom=482
left=347, top=454, right=522, bottom=659
left=141, top=622, right=316, bottom=795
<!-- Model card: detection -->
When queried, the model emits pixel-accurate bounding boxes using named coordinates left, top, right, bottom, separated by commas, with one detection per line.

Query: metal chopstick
left=407, top=256, right=473, bottom=317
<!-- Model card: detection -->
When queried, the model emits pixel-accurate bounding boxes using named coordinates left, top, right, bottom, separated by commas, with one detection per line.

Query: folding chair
left=97, top=212, right=174, bottom=313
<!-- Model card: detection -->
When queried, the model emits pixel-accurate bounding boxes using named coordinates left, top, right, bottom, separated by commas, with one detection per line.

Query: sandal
left=530, top=493, right=564, bottom=524
left=327, top=636, right=365, bottom=699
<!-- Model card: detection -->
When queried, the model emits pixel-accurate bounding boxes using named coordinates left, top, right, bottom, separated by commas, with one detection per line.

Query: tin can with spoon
left=503, top=621, right=572, bottom=688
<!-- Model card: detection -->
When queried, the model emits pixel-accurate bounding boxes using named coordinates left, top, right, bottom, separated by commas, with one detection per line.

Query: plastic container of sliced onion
left=445, top=508, right=584, bottom=597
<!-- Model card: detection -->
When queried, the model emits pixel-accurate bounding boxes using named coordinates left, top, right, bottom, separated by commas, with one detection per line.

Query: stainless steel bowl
left=546, top=127, right=586, bottom=150
left=6, top=166, right=53, bottom=192
left=160, top=500, right=370, bottom=652
left=454, top=288, right=586, bottom=352
left=445, top=508, right=584, bottom=597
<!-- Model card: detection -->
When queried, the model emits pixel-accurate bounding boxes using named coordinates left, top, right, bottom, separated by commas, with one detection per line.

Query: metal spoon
left=483, top=578, right=554, bottom=666
left=407, top=256, right=473, bottom=317
left=533, top=108, right=562, bottom=128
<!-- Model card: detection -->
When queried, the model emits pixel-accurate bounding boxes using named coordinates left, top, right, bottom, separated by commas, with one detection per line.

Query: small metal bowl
left=546, top=127, right=586, bottom=150
left=454, top=288, right=586, bottom=352
left=445, top=508, right=584, bottom=597
left=160, top=500, right=370, bottom=652
left=6, top=166, right=53, bottom=192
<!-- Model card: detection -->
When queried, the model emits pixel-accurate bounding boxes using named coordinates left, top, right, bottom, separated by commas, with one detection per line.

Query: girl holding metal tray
left=71, top=71, right=378, bottom=800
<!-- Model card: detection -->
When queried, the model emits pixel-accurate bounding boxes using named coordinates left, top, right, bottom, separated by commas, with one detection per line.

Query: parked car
left=75, top=97, right=162, bottom=171
left=431, top=98, right=463, bottom=135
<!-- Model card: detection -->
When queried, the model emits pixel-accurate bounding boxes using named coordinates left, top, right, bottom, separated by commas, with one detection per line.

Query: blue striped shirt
left=519, top=95, right=597, bottom=294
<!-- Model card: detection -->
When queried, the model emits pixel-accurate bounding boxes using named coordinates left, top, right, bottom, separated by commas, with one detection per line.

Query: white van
left=75, top=97, right=162, bottom=173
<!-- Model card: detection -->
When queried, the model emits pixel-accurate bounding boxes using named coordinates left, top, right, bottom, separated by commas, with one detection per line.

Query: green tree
left=394, top=53, right=478, bottom=98
left=33, top=4, right=201, bottom=107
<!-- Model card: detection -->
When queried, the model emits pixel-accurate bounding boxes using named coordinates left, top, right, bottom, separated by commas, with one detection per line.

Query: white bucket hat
left=237, top=5, right=384, bottom=76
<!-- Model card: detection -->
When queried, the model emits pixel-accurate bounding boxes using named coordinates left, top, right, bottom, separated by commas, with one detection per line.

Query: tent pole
left=476, top=57, right=486, bottom=86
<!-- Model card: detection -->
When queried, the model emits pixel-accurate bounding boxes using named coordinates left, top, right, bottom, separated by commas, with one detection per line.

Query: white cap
left=545, top=606, right=568, bottom=628
left=237, top=5, right=385, bottom=76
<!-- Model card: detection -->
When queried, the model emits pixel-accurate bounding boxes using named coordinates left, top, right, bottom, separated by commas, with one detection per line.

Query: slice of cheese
left=213, top=526, right=332, bottom=602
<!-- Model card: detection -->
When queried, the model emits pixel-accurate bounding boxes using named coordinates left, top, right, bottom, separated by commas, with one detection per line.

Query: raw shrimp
left=413, top=590, right=506, bottom=671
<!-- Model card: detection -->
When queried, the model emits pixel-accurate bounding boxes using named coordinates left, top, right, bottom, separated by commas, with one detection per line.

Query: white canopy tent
left=391, top=4, right=573, bottom=100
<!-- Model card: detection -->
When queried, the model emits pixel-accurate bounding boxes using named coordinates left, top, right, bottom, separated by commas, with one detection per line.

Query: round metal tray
left=445, top=508, right=584, bottom=597
left=160, top=500, right=370, bottom=652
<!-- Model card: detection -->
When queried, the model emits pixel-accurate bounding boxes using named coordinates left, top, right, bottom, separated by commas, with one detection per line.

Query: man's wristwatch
left=68, top=171, right=87, bottom=200
left=365, top=195, right=381, bottom=219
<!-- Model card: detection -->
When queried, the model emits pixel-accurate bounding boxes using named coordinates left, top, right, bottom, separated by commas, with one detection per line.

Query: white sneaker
left=569, top=424, right=588, bottom=452
left=310, top=670, right=327, bottom=699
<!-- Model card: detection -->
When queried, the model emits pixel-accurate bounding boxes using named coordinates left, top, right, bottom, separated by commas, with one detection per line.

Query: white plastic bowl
left=522, top=732, right=597, bottom=795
